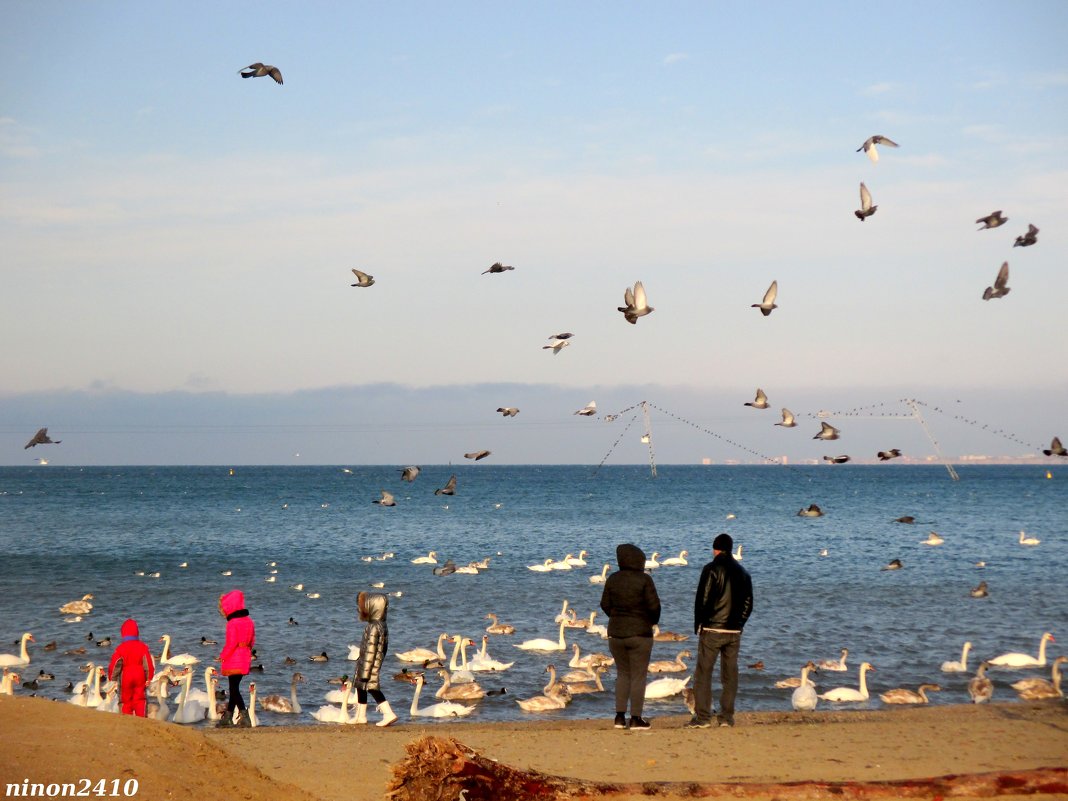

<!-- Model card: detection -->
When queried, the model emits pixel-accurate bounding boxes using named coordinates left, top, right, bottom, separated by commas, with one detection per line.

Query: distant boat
left=37, top=458, right=48, bottom=465
left=1047, top=471, right=1053, bottom=480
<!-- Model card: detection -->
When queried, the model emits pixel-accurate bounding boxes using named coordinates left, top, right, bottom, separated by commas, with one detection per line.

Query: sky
left=1, top=2, right=1066, bottom=465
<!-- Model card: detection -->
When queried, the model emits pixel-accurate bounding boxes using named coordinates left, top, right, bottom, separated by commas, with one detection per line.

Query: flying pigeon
left=617, top=281, right=654, bottom=324
left=1013, top=224, right=1039, bottom=247
left=543, top=339, right=570, bottom=355
left=1043, top=436, right=1066, bottom=457
left=982, top=262, right=1010, bottom=300
left=434, top=475, right=457, bottom=496
left=400, top=466, right=421, bottom=482
left=752, top=280, right=778, bottom=316
left=482, top=262, right=514, bottom=275
left=823, top=455, right=851, bottom=464
left=549, top=333, right=574, bottom=340
left=350, top=269, right=375, bottom=287
left=464, top=450, right=491, bottom=461
left=976, top=211, right=1008, bottom=230
left=496, top=407, right=519, bottom=417
left=372, top=490, right=397, bottom=507
left=877, top=449, right=903, bottom=461
left=855, top=182, right=877, bottom=221
left=574, top=401, right=597, bottom=416
left=856, top=135, right=899, bottom=163
left=813, top=422, right=840, bottom=441
left=24, top=428, right=61, bottom=449
left=775, top=408, right=797, bottom=427
left=239, top=63, right=283, bottom=84
left=745, top=389, right=769, bottom=409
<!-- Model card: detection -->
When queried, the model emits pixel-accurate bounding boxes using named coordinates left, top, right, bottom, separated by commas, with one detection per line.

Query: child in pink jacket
left=218, top=589, right=255, bottom=727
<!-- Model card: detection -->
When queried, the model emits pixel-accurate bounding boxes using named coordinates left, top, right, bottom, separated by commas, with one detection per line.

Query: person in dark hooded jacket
left=599, top=543, right=661, bottom=729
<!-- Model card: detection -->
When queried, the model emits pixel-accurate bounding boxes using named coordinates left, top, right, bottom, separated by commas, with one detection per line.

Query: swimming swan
left=644, top=674, right=691, bottom=699
left=648, top=650, right=691, bottom=674
left=485, top=613, right=516, bottom=635
left=816, top=648, right=848, bottom=672
left=159, top=635, right=199, bottom=666
left=0, top=633, right=33, bottom=668
left=988, top=631, right=1055, bottom=668
left=435, top=669, right=485, bottom=701
left=819, top=662, right=875, bottom=702
left=411, top=551, right=438, bottom=564
left=941, top=641, right=972, bottom=673
left=1018, top=531, right=1040, bottom=546
left=259, top=672, right=304, bottom=714
left=589, top=564, right=610, bottom=584
left=517, top=665, right=572, bottom=712
left=396, top=632, right=449, bottom=663
left=311, top=680, right=352, bottom=723
left=660, top=550, right=688, bottom=566
left=879, top=683, right=941, bottom=704
left=408, top=673, right=474, bottom=717
left=515, top=621, right=568, bottom=652
left=468, top=635, right=515, bottom=672
left=171, top=668, right=208, bottom=724
left=1012, top=656, right=1066, bottom=699
left=59, top=594, right=94, bottom=615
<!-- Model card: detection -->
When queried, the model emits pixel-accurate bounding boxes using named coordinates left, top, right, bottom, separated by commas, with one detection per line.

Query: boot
left=352, top=703, right=368, bottom=724
left=375, top=701, right=398, bottom=727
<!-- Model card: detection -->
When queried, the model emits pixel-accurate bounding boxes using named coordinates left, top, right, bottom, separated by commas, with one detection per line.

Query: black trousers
left=608, top=635, right=653, bottom=718
left=227, top=673, right=246, bottom=713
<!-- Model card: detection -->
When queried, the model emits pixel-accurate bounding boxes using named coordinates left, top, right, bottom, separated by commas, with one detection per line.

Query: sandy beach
left=2, top=695, right=1065, bottom=800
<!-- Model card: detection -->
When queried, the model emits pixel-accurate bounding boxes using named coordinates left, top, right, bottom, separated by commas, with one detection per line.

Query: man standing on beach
left=688, top=533, right=753, bottom=729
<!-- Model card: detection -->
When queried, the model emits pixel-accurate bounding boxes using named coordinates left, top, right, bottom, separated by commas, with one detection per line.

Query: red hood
left=120, top=618, right=139, bottom=638
left=219, top=590, right=245, bottom=616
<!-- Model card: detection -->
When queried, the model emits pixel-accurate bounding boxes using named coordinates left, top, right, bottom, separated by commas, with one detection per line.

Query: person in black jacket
left=688, top=533, right=753, bottom=728
left=600, top=543, right=661, bottom=730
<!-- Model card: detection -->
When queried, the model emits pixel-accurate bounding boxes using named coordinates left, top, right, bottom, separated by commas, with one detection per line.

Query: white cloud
left=662, top=53, right=689, bottom=65
left=860, top=82, right=897, bottom=96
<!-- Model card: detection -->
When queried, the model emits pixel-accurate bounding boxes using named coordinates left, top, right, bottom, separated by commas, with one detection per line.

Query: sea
left=1, top=464, right=1064, bottom=726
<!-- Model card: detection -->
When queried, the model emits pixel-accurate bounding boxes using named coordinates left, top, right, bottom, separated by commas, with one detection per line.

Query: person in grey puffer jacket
left=600, top=543, right=661, bottom=730
left=354, top=592, right=397, bottom=726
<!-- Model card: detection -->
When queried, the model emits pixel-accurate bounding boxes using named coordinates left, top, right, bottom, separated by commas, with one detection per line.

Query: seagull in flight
left=372, top=490, right=397, bottom=507
left=855, top=182, right=877, bottom=221
left=1013, top=224, right=1039, bottom=248
left=464, top=450, right=491, bottom=461
left=775, top=408, right=797, bottom=428
left=877, top=449, right=902, bottom=461
left=813, top=422, right=841, bottom=441
left=543, top=339, right=570, bottom=355
left=482, top=262, right=514, bottom=275
left=617, top=281, right=654, bottom=324
left=496, top=407, right=519, bottom=417
left=434, top=475, right=457, bottom=496
left=752, top=280, right=778, bottom=316
left=823, top=455, right=850, bottom=464
left=549, top=333, right=574, bottom=340
left=350, top=269, right=375, bottom=287
left=856, top=135, right=899, bottom=163
left=400, top=466, right=421, bottom=482
left=574, top=401, right=597, bottom=416
left=744, top=389, right=769, bottom=409
left=239, top=63, right=283, bottom=84
left=1043, top=437, right=1066, bottom=457
left=982, top=262, right=1010, bottom=300
left=24, top=428, right=61, bottom=449
left=976, top=210, right=1008, bottom=230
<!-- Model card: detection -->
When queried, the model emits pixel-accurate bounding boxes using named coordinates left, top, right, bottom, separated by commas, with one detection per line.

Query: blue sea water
left=1, top=464, right=1064, bottom=726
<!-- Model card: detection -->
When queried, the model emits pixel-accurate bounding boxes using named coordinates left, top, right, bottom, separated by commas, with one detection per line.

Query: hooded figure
left=219, top=589, right=255, bottom=677
left=354, top=592, right=397, bottom=726
left=107, top=618, right=155, bottom=716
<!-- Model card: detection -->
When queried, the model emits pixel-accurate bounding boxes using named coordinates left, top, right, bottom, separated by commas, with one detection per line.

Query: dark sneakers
left=614, top=712, right=628, bottom=729
left=629, top=716, right=650, bottom=730
left=684, top=717, right=712, bottom=729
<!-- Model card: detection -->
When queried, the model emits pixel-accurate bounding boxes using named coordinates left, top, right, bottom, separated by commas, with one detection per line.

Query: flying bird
left=877, top=449, right=902, bottom=461
left=617, top=281, right=654, bottom=324
left=982, top=262, right=1010, bottom=300
left=464, top=450, right=491, bottom=461
left=775, top=408, right=797, bottom=428
left=745, top=389, right=769, bottom=409
left=574, top=401, right=597, bottom=416
left=400, top=466, right=421, bottom=482
left=543, top=339, right=570, bottom=355
left=892, top=516, right=916, bottom=524
left=970, top=581, right=989, bottom=598
left=482, top=262, right=514, bottom=275
left=1013, top=224, right=1039, bottom=247
left=855, top=182, right=877, bottom=221
left=350, top=269, right=375, bottom=287
left=856, top=135, right=899, bottom=163
left=239, top=63, right=283, bottom=84
left=434, top=475, right=457, bottom=496
left=976, top=211, right=1008, bottom=230
left=549, top=333, right=574, bottom=340
left=373, top=490, right=397, bottom=507
left=752, top=280, right=778, bottom=316
left=24, top=428, right=61, bottom=449
left=882, top=558, right=903, bottom=570
left=496, top=407, right=519, bottom=417
left=823, top=455, right=850, bottom=464
left=797, top=504, right=824, bottom=518
left=813, top=422, right=840, bottom=441
left=1043, top=437, right=1066, bottom=457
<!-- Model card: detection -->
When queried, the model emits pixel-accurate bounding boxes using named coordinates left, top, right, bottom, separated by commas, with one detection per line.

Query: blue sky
left=2, top=2, right=1066, bottom=464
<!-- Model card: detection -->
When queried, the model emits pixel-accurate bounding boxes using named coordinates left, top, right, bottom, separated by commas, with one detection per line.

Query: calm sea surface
left=1, top=464, right=1064, bottom=726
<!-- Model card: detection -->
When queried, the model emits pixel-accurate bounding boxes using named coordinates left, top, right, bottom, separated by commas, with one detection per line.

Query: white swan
left=585, top=611, right=608, bottom=639
left=408, top=673, right=473, bottom=717
left=468, top=636, right=515, bottom=672
left=920, top=531, right=944, bottom=546
left=564, top=550, right=588, bottom=567
left=147, top=671, right=175, bottom=721
left=1018, top=530, right=1040, bottom=546
left=553, top=600, right=571, bottom=623
left=411, top=550, right=438, bottom=564
left=644, top=674, right=690, bottom=699
left=1012, top=656, right=1067, bottom=699
left=644, top=552, right=660, bottom=569
left=561, top=664, right=605, bottom=694
left=941, top=641, right=972, bottom=673
left=59, top=594, right=94, bottom=615
left=515, top=621, right=568, bottom=652
left=244, top=683, right=259, bottom=727
left=549, top=556, right=573, bottom=570
left=989, top=631, right=1056, bottom=668
left=396, top=632, right=449, bottom=663
left=880, top=684, right=941, bottom=705
left=346, top=644, right=361, bottom=661
left=447, top=636, right=476, bottom=683
left=435, top=669, right=485, bottom=701
left=311, top=681, right=352, bottom=723
left=183, top=666, right=216, bottom=706
left=159, top=635, right=199, bottom=666
left=527, top=558, right=555, bottom=573
left=0, top=633, right=34, bottom=668
left=484, top=613, right=516, bottom=635
left=816, top=648, right=848, bottom=672
left=733, top=544, right=743, bottom=561
left=819, top=662, right=875, bottom=702
left=589, top=564, right=610, bottom=584
left=517, top=665, right=571, bottom=712
left=791, top=662, right=819, bottom=711
left=96, top=683, right=120, bottom=713
left=260, top=672, right=304, bottom=714
left=660, top=550, right=688, bottom=566
left=172, top=669, right=208, bottom=724
left=648, top=650, right=691, bottom=674
left=968, top=662, right=993, bottom=703
left=1, top=670, right=21, bottom=695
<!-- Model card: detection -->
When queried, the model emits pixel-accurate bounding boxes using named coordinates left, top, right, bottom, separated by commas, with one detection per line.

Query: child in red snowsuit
left=107, top=618, right=156, bottom=717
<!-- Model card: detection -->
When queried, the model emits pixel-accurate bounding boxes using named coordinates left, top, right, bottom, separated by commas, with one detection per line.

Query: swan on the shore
left=0, top=633, right=34, bottom=668
left=644, top=674, right=690, bottom=699
left=311, top=681, right=352, bottom=723
left=396, top=632, right=449, bottom=663
left=259, top=672, right=304, bottom=714
left=485, top=613, right=516, bottom=635
left=941, top=642, right=972, bottom=673
left=968, top=662, right=994, bottom=704
left=589, top=564, right=610, bottom=584
left=407, top=672, right=474, bottom=717
left=791, top=662, right=819, bottom=711
left=515, top=621, right=568, bottom=652
left=989, top=631, right=1055, bottom=668
left=648, top=650, right=691, bottom=674
left=819, top=662, right=875, bottom=702
left=1012, top=656, right=1066, bottom=700
left=660, top=550, right=688, bottom=566
left=158, top=635, right=199, bottom=666
left=816, top=648, right=848, bottom=672
left=879, top=683, right=941, bottom=704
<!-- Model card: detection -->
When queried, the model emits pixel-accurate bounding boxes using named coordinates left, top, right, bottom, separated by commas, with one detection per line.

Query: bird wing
left=781, top=409, right=794, bottom=425
left=632, top=281, right=648, bottom=311
left=379, top=491, right=395, bottom=504
left=763, top=280, right=777, bottom=305
left=994, top=262, right=1009, bottom=289
left=755, top=388, right=768, bottom=405
left=268, top=67, right=283, bottom=84
left=622, top=286, right=635, bottom=309
left=351, top=269, right=372, bottom=284
left=1028, top=224, right=1039, bottom=235
left=859, top=182, right=872, bottom=211
left=25, top=428, right=47, bottom=448
left=875, top=136, right=899, bottom=148
left=443, top=475, right=457, bottom=492
left=1052, top=437, right=1063, bottom=451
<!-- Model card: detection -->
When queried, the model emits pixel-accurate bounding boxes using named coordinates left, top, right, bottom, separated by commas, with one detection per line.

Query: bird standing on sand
left=982, top=262, right=1010, bottom=300
left=745, top=389, right=769, bottom=409
left=855, top=182, right=877, bottom=221
left=976, top=211, right=1008, bottom=230
left=1014, top=224, right=1039, bottom=247
left=617, top=281, right=654, bottom=324
left=239, top=63, right=283, bottom=84
left=482, top=262, right=514, bottom=275
left=400, top=466, right=421, bottom=482
left=752, top=280, right=778, bottom=316
left=1043, top=437, right=1066, bottom=457
left=813, top=422, right=840, bottom=441
left=775, top=409, right=797, bottom=427
left=496, top=407, right=519, bottom=417
left=856, top=135, right=899, bottom=163
left=350, top=269, right=375, bottom=287
left=464, top=450, right=491, bottom=461
left=25, top=428, right=61, bottom=449
left=434, top=475, right=457, bottom=496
